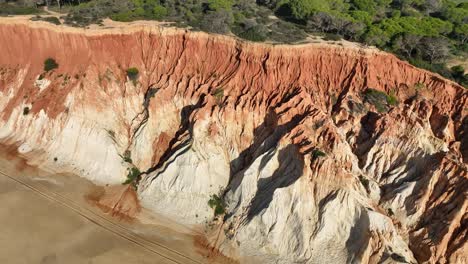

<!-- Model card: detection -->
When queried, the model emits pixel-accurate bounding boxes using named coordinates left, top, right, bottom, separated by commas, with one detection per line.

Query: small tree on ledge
left=44, top=58, right=59, bottom=72
left=126, top=67, right=139, bottom=81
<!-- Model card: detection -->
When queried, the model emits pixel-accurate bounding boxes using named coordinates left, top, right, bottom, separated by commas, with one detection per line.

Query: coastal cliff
left=0, top=19, right=466, bottom=264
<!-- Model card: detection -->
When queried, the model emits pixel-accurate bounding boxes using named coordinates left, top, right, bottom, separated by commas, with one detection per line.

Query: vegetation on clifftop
left=5, top=0, right=468, bottom=87
left=0, top=2, right=40, bottom=15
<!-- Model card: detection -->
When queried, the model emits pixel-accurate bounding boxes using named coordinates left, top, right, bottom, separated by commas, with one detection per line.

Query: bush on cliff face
left=359, top=175, right=370, bottom=193
left=123, top=167, right=140, bottom=188
left=387, top=90, right=399, bottom=106
left=126, top=67, right=139, bottom=80
left=211, top=87, right=224, bottom=104
left=44, top=58, right=59, bottom=72
left=312, top=149, right=326, bottom=160
left=363, top=88, right=398, bottom=113
left=208, top=194, right=226, bottom=216
left=122, top=150, right=132, bottom=163
left=23, top=107, right=30, bottom=115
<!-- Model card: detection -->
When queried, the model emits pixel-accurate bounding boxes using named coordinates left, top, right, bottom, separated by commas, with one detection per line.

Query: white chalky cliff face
left=0, top=20, right=466, bottom=264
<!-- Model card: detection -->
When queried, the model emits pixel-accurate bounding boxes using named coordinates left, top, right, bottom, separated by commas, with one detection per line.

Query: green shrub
left=110, top=11, right=134, bottom=22
left=31, top=16, right=61, bottom=25
left=211, top=87, right=224, bottom=104
left=44, top=58, right=59, bottom=72
left=208, top=0, right=234, bottom=11
left=236, top=25, right=267, bottom=42
left=387, top=90, right=399, bottom=106
left=107, top=129, right=116, bottom=138
left=414, top=82, right=425, bottom=90
left=268, top=21, right=307, bottom=43
left=323, top=33, right=342, bottom=41
left=0, top=3, right=40, bottom=15
left=122, top=150, right=132, bottom=163
left=152, top=5, right=168, bottom=19
left=408, top=58, right=453, bottom=80
left=451, top=65, right=465, bottom=77
left=126, top=67, right=139, bottom=80
left=42, top=16, right=61, bottom=25
left=123, top=167, right=140, bottom=185
left=208, top=194, right=226, bottom=216
left=23, top=107, right=30, bottom=115
left=451, top=65, right=468, bottom=88
left=363, top=88, right=398, bottom=112
left=312, top=149, right=326, bottom=159
left=363, top=89, right=387, bottom=112
left=359, top=175, right=370, bottom=192
left=387, top=208, right=394, bottom=216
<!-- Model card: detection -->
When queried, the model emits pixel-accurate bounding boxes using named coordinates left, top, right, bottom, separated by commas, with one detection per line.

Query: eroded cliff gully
left=0, top=20, right=466, bottom=264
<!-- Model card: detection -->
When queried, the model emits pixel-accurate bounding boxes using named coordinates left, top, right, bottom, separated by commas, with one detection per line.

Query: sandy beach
left=0, top=147, right=228, bottom=264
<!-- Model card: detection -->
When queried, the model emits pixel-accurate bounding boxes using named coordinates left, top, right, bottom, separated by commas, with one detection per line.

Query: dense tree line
left=1, top=0, right=467, bottom=87
left=264, top=0, right=467, bottom=85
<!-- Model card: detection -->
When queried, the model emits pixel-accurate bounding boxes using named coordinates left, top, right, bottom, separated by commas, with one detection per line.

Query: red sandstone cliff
left=0, top=18, right=466, bottom=264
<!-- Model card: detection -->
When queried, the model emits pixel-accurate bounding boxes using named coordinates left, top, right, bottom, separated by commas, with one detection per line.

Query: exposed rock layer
left=0, top=20, right=466, bottom=264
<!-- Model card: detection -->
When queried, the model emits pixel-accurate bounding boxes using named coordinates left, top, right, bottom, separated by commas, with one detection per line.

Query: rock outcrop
left=0, top=19, right=466, bottom=264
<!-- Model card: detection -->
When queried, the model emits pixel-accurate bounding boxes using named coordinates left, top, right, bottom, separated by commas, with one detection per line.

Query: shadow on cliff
left=345, top=209, right=370, bottom=263
left=142, top=94, right=206, bottom=182
left=245, top=144, right=304, bottom=221
left=227, top=103, right=311, bottom=197
left=352, top=111, right=382, bottom=169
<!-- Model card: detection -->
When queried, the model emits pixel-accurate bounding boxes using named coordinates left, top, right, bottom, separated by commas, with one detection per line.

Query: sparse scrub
left=234, top=24, right=267, bottom=42
left=44, top=58, right=59, bottom=72
left=107, top=130, right=117, bottom=143
left=268, top=20, right=307, bottom=43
